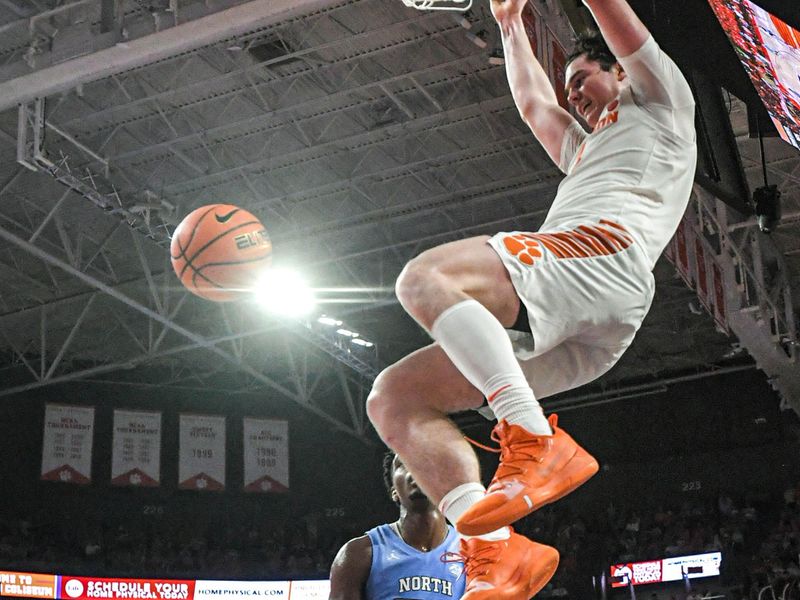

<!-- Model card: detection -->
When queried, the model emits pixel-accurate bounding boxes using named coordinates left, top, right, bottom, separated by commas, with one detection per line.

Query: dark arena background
left=0, top=0, right=800, bottom=599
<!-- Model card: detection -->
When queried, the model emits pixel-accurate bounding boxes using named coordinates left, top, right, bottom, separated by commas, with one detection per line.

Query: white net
left=400, top=0, right=473, bottom=11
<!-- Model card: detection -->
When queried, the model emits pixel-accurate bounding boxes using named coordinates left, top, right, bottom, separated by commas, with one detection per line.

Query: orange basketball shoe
left=457, top=414, right=599, bottom=537
left=459, top=530, right=559, bottom=600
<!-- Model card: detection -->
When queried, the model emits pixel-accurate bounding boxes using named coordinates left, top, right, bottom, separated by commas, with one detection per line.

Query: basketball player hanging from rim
left=367, top=0, right=697, bottom=597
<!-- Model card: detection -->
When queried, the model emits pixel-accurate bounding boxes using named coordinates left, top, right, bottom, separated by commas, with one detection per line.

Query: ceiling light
left=317, top=316, right=343, bottom=326
left=488, top=44, right=504, bottom=65
left=336, top=329, right=359, bottom=338
left=754, top=184, right=781, bottom=234
left=465, top=29, right=488, bottom=48
left=351, top=338, right=374, bottom=347
left=451, top=12, right=472, bottom=29
left=252, top=268, right=315, bottom=316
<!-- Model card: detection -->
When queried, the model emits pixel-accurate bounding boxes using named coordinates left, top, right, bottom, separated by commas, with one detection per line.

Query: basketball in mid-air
left=170, top=204, right=272, bottom=302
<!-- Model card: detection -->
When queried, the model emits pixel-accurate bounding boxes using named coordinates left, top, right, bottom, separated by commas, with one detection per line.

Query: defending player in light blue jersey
left=328, top=452, right=465, bottom=600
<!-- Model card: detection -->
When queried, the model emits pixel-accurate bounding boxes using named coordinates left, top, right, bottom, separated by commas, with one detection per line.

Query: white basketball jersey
left=547, top=35, right=697, bottom=269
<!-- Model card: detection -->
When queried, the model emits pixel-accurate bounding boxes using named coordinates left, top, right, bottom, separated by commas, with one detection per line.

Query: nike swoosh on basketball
left=215, top=209, right=238, bottom=223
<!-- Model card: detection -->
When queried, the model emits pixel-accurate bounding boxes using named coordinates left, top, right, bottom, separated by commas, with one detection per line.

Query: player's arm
left=491, top=0, right=577, bottom=165
left=581, top=0, right=650, bottom=59
left=328, top=536, right=372, bottom=600
left=582, top=0, right=694, bottom=109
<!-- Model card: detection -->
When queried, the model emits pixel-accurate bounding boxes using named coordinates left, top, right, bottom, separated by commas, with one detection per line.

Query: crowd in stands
left=0, top=508, right=353, bottom=580
left=517, top=481, right=800, bottom=599
left=1, top=482, right=798, bottom=599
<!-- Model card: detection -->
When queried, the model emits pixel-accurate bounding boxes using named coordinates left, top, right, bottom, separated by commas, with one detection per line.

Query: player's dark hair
left=566, top=30, right=617, bottom=71
left=382, top=450, right=396, bottom=497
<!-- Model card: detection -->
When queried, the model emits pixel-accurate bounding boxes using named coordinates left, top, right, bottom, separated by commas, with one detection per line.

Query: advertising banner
left=111, top=410, right=161, bottom=487
left=287, top=581, right=329, bottom=598
left=610, top=552, right=722, bottom=588
left=0, top=575, right=329, bottom=600
left=243, top=418, right=289, bottom=493
left=0, top=572, right=57, bottom=598
left=193, top=581, right=288, bottom=599
left=178, top=414, right=225, bottom=491
left=60, top=577, right=193, bottom=600
left=41, top=404, right=94, bottom=484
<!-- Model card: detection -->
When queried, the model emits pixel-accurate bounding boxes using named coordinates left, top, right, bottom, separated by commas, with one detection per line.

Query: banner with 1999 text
left=41, top=404, right=94, bottom=485
left=243, top=418, right=289, bottom=493
left=178, top=414, right=225, bottom=491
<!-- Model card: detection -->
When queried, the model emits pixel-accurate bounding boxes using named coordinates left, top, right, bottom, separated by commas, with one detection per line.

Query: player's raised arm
left=492, top=0, right=576, bottom=165
left=581, top=0, right=650, bottom=59
left=328, top=536, right=371, bottom=600
left=582, top=0, right=695, bottom=112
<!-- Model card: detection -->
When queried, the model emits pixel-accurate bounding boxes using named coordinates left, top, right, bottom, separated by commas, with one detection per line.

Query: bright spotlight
left=252, top=268, right=315, bottom=316
left=352, top=338, right=374, bottom=348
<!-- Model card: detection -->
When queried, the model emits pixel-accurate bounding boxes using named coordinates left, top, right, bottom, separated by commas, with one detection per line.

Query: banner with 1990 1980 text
left=111, top=410, right=161, bottom=487
left=243, top=418, right=289, bottom=493
left=41, top=404, right=94, bottom=485
left=178, top=414, right=225, bottom=491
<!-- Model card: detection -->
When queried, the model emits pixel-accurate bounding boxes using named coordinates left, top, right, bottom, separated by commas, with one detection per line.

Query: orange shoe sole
left=523, top=547, right=560, bottom=599
left=457, top=448, right=599, bottom=537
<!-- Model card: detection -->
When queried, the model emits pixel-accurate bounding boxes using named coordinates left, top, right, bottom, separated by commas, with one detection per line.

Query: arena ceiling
left=0, top=0, right=798, bottom=444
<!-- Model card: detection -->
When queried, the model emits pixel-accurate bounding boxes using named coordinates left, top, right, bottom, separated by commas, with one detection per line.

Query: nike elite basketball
left=170, top=204, right=272, bottom=302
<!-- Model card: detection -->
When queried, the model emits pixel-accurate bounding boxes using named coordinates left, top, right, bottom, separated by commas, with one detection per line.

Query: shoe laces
left=478, top=423, right=549, bottom=491
left=441, top=540, right=502, bottom=579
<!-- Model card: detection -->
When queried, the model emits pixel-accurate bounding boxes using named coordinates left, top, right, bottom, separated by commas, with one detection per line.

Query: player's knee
left=367, top=367, right=404, bottom=447
left=395, top=256, right=444, bottom=317
left=366, top=370, right=398, bottom=436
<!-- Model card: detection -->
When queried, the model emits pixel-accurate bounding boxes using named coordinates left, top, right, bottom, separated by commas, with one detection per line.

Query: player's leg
left=395, top=235, right=551, bottom=436
left=458, top=226, right=654, bottom=535
left=458, top=340, right=613, bottom=535
left=367, top=343, right=484, bottom=504
left=367, top=344, right=561, bottom=600
left=379, top=233, right=591, bottom=589
left=387, top=233, right=600, bottom=540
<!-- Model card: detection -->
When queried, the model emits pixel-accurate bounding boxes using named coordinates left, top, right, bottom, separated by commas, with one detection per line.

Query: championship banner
left=548, top=32, right=569, bottom=110
left=521, top=2, right=540, bottom=58
left=111, top=410, right=161, bottom=487
left=665, top=212, right=732, bottom=336
left=694, top=238, right=712, bottom=311
left=243, top=418, right=289, bottom=493
left=178, top=414, right=225, bottom=491
left=41, top=404, right=94, bottom=484
left=0, top=572, right=57, bottom=598
left=60, top=577, right=193, bottom=600
left=664, top=234, right=675, bottom=262
left=712, top=263, right=730, bottom=333
left=674, top=219, right=693, bottom=287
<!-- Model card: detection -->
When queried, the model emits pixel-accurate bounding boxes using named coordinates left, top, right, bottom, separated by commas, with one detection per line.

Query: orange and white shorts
left=487, top=219, right=655, bottom=400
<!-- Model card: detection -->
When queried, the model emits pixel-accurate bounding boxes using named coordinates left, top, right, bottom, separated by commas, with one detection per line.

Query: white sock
left=439, top=483, right=510, bottom=541
left=431, top=299, right=551, bottom=435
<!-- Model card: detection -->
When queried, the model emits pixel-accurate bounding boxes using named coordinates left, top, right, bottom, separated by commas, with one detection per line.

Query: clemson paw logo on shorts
left=503, top=234, right=542, bottom=266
